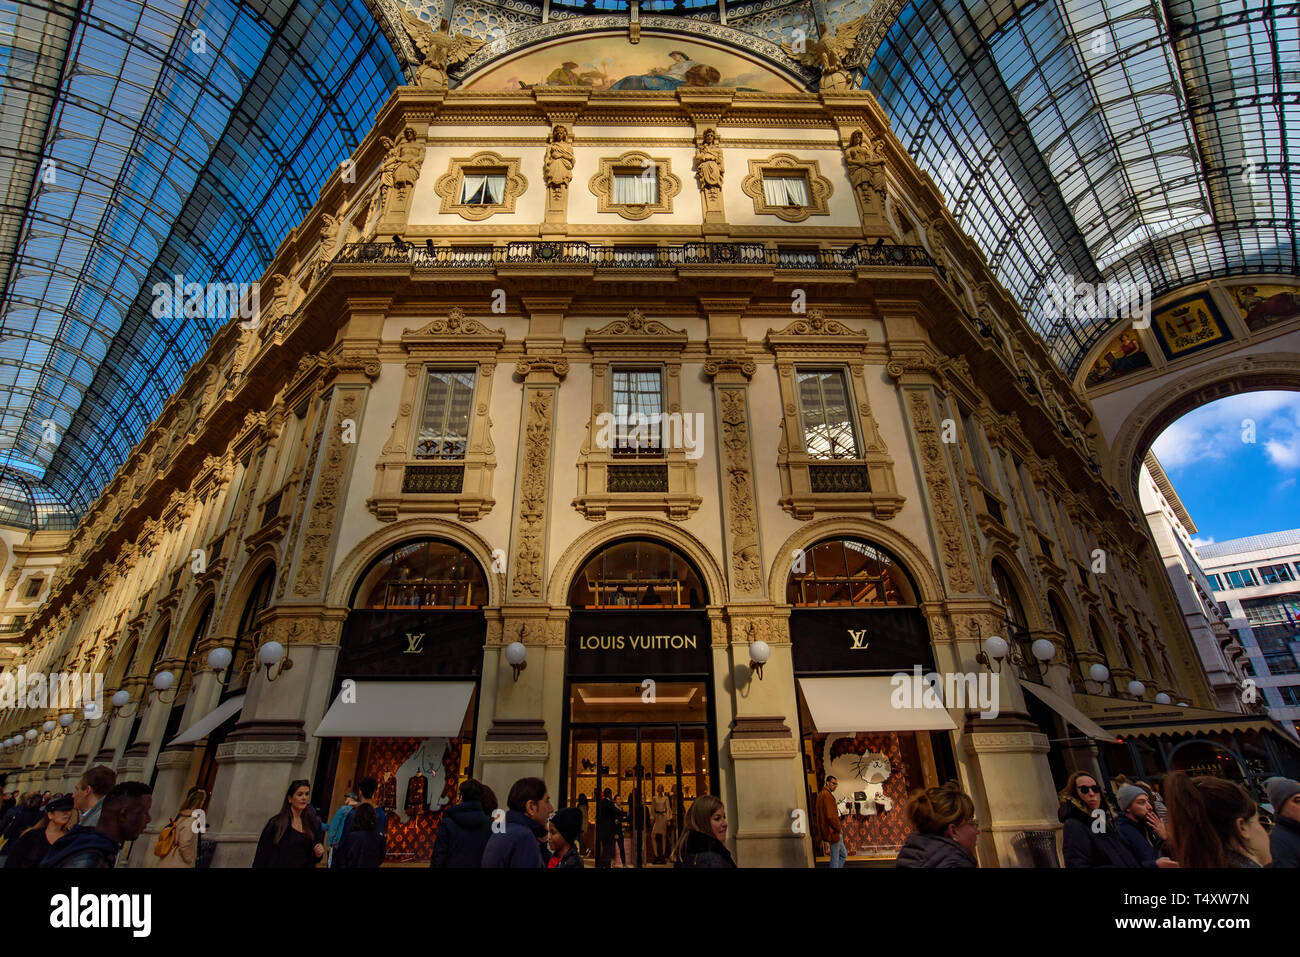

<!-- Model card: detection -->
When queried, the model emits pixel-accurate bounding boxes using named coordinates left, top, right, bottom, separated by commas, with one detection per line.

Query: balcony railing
left=334, top=240, right=938, bottom=271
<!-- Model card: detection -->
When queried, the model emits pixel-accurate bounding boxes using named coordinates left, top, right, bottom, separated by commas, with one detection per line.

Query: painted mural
left=462, top=35, right=801, bottom=92
left=1150, top=294, right=1231, bottom=360
left=1084, top=327, right=1152, bottom=388
left=1230, top=283, right=1300, bottom=332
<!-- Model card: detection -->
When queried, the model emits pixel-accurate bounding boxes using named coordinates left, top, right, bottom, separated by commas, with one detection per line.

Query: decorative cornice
left=585, top=309, right=688, bottom=343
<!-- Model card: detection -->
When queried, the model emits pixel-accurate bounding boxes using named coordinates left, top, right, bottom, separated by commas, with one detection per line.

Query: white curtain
left=763, top=175, right=809, bottom=207
left=461, top=173, right=507, bottom=204
left=614, top=172, right=658, bottom=204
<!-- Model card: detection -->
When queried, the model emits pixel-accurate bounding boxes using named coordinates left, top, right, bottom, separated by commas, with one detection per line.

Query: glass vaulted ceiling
left=0, top=0, right=400, bottom=519
left=864, top=0, right=1298, bottom=372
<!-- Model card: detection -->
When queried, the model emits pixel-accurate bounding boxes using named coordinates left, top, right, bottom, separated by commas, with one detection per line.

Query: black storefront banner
left=789, top=607, right=934, bottom=674
left=567, top=610, right=712, bottom=677
left=337, top=610, right=486, bottom=678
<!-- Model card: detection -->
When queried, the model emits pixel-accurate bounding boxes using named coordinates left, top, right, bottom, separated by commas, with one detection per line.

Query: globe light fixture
left=748, top=640, right=771, bottom=680
left=1030, top=638, right=1055, bottom=662
left=207, top=647, right=232, bottom=671
left=1089, top=663, right=1110, bottom=683
left=255, top=640, right=292, bottom=682
left=1127, top=680, right=1146, bottom=697
left=977, top=635, right=1011, bottom=672
left=1154, top=692, right=1172, bottom=705
left=505, top=641, right=527, bottom=681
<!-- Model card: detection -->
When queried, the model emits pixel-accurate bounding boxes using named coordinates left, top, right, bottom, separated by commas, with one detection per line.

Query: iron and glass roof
left=0, top=0, right=1295, bottom=523
left=0, top=0, right=401, bottom=519
left=863, top=0, right=1298, bottom=371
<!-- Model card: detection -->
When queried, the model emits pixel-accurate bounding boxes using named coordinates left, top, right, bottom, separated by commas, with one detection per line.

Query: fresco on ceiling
left=1230, top=282, right=1300, bottom=332
left=462, top=35, right=801, bottom=92
left=1150, top=294, right=1231, bottom=360
left=1084, top=327, right=1151, bottom=388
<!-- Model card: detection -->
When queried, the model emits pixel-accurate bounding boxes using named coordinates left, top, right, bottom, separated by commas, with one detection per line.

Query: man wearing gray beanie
left=1114, top=783, right=1174, bottom=867
left=1265, top=776, right=1300, bottom=868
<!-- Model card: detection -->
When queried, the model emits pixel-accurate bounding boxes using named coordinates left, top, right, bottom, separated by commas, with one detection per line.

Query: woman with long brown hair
left=252, top=779, right=325, bottom=868
left=2, top=795, right=74, bottom=869
left=672, top=794, right=735, bottom=868
left=158, top=787, right=207, bottom=868
left=1058, top=769, right=1140, bottom=868
left=1164, top=772, right=1270, bottom=867
left=895, top=782, right=979, bottom=868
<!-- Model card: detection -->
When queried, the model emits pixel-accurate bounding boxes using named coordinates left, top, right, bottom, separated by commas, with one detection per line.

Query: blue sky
left=1150, top=391, right=1300, bottom=546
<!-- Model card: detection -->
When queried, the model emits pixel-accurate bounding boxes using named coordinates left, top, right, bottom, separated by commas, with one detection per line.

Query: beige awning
left=1106, top=719, right=1276, bottom=739
left=1021, top=681, right=1116, bottom=742
left=313, top=681, right=474, bottom=738
left=797, top=677, right=958, bottom=734
left=169, top=694, right=244, bottom=746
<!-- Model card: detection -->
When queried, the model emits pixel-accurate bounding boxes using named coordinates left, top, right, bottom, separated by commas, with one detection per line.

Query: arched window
left=568, top=539, right=706, bottom=608
left=222, top=565, right=275, bottom=698
left=786, top=538, right=916, bottom=606
left=1047, top=594, right=1084, bottom=690
left=351, top=539, right=487, bottom=610
left=1089, top=615, right=1120, bottom=672
left=991, top=561, right=1035, bottom=678
left=177, top=599, right=214, bottom=700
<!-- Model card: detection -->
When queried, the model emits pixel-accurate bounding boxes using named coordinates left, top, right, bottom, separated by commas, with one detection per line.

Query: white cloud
left=1190, top=536, right=1215, bottom=548
left=1153, top=391, right=1300, bottom=473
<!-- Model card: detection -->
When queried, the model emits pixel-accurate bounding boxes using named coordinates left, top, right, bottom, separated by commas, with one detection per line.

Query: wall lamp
left=152, top=670, right=177, bottom=704
left=505, top=641, right=527, bottom=681
left=748, top=640, right=770, bottom=680
left=975, top=635, right=1019, bottom=673
left=110, top=689, right=137, bottom=718
left=250, top=640, right=292, bottom=682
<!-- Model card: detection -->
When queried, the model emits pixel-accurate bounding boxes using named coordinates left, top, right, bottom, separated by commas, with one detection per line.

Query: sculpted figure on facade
left=377, top=127, right=425, bottom=226
left=397, top=10, right=485, bottom=91
left=693, top=128, right=724, bottom=211
left=782, top=16, right=866, bottom=92
left=544, top=125, right=574, bottom=195
left=844, top=129, right=887, bottom=216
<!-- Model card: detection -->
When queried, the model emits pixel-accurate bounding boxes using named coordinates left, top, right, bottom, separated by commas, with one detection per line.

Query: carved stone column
left=704, top=357, right=764, bottom=600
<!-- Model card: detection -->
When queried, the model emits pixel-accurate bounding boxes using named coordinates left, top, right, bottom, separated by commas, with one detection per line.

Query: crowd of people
left=2, top=766, right=1296, bottom=869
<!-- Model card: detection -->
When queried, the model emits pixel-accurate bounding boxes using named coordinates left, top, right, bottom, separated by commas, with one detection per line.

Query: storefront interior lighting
left=505, top=641, right=527, bottom=681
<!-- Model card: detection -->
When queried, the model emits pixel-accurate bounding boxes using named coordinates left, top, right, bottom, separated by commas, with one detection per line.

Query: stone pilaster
left=705, top=357, right=764, bottom=600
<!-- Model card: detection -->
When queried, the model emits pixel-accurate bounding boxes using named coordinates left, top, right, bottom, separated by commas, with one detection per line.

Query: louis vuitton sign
left=338, top=610, right=485, bottom=678
left=790, top=607, right=934, bottom=674
left=567, top=611, right=711, bottom=677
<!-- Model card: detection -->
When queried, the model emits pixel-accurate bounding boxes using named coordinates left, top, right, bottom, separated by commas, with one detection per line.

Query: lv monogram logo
left=848, top=628, right=869, bottom=650
left=404, top=632, right=426, bottom=654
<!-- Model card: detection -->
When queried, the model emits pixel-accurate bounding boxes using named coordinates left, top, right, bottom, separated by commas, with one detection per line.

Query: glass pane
left=417, top=369, right=475, bottom=459
left=612, top=369, right=663, bottom=453
left=798, top=370, right=858, bottom=459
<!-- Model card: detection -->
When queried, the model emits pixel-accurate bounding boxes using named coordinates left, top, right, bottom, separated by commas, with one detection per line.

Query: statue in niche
left=844, top=129, right=887, bottom=214
left=316, top=213, right=341, bottom=277
left=378, top=127, right=425, bottom=224
left=782, top=16, right=866, bottom=92
left=398, top=10, right=485, bottom=91
left=693, top=128, right=724, bottom=211
left=544, top=124, right=574, bottom=195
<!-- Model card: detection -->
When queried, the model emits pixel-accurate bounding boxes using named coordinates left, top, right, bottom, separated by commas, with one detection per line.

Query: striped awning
left=1105, top=719, right=1277, bottom=739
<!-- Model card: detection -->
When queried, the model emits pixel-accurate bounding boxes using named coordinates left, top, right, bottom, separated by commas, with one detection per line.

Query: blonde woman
left=672, top=795, right=735, bottom=868
left=158, top=787, right=207, bottom=868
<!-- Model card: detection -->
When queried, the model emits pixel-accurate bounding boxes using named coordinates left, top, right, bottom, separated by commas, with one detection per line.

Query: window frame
left=414, top=366, right=478, bottom=461
left=609, top=365, right=667, bottom=458
left=794, top=366, right=862, bottom=461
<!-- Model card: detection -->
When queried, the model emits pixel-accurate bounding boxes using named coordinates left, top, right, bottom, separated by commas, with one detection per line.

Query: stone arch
left=135, top=616, right=173, bottom=681
left=328, top=518, right=504, bottom=610
left=1107, top=352, right=1300, bottom=511
left=987, top=544, right=1045, bottom=630
left=547, top=518, right=727, bottom=612
left=766, top=516, right=945, bottom=606
left=213, top=544, right=280, bottom=641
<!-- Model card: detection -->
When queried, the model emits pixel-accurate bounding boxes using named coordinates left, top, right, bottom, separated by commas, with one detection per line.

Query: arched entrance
left=786, top=536, right=956, bottom=864
left=561, top=538, right=714, bottom=868
left=313, top=538, right=487, bottom=864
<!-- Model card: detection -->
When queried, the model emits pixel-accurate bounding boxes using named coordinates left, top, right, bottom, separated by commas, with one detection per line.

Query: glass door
left=567, top=680, right=711, bottom=868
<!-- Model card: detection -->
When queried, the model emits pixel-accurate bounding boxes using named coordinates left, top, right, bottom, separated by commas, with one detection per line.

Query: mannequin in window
left=642, top=584, right=661, bottom=606
left=651, top=785, right=671, bottom=863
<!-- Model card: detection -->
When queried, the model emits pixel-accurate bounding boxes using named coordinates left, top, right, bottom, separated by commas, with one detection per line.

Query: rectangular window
left=796, top=369, right=859, bottom=460
left=1208, top=574, right=1223, bottom=590
left=613, top=170, right=657, bottom=204
left=416, top=369, right=475, bottom=460
left=1259, top=563, right=1295, bottom=584
left=1225, top=568, right=1258, bottom=589
left=611, top=368, right=663, bottom=455
left=459, top=171, right=507, bottom=205
left=762, top=174, right=810, bottom=207
left=23, top=578, right=43, bottom=598
left=1279, top=686, right=1300, bottom=706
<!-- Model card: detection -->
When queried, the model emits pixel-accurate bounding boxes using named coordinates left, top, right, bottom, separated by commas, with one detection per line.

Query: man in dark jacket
left=1266, top=776, right=1300, bottom=868
left=1, top=792, right=42, bottom=845
left=41, top=782, right=152, bottom=869
left=594, top=787, right=623, bottom=868
left=482, top=777, right=552, bottom=868
left=1114, top=784, right=1173, bottom=867
left=1059, top=773, right=1140, bottom=868
left=430, top=779, right=491, bottom=868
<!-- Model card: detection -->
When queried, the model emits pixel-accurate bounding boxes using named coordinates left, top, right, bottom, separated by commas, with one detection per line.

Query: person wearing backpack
left=156, top=787, right=206, bottom=868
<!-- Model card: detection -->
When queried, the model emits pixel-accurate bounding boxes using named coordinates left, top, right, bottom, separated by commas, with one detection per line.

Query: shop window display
left=803, top=731, right=937, bottom=860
